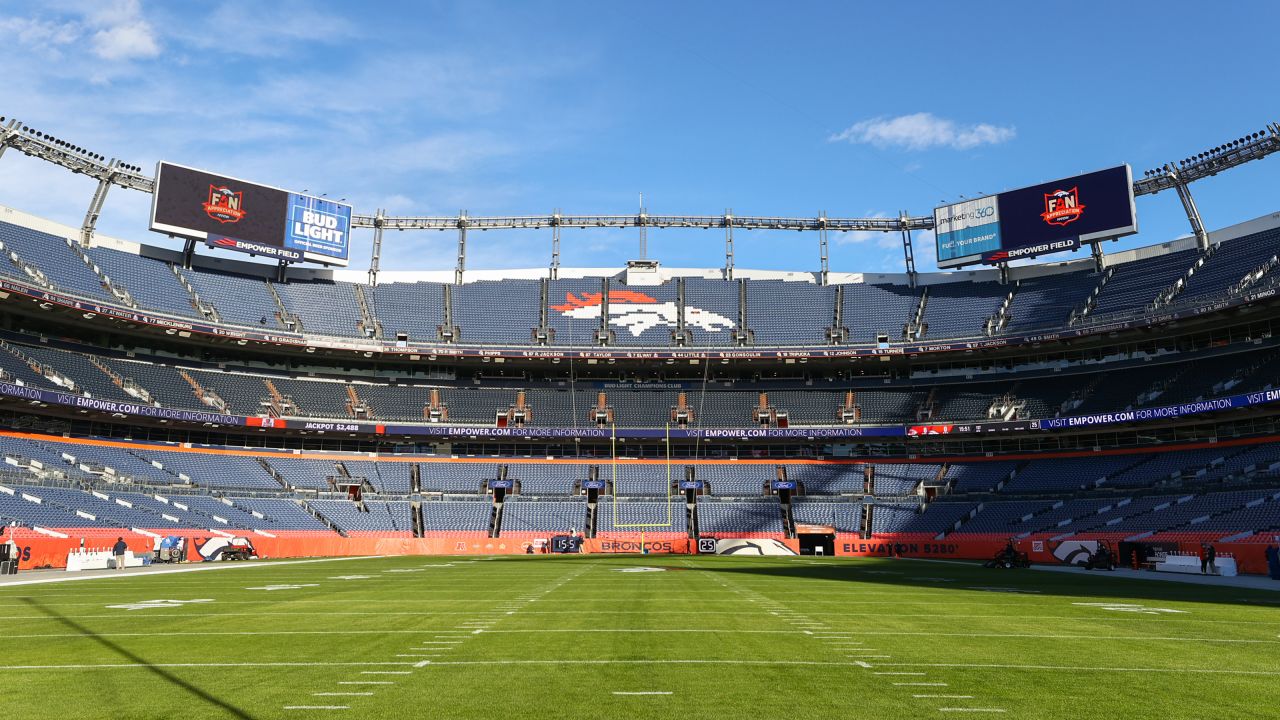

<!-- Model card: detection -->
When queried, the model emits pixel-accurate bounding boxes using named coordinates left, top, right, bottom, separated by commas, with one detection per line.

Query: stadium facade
left=2, top=119, right=1280, bottom=574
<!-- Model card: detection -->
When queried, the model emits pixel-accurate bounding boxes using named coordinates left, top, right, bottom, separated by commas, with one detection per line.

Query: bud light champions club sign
left=149, top=162, right=352, bottom=266
left=934, top=165, right=1137, bottom=269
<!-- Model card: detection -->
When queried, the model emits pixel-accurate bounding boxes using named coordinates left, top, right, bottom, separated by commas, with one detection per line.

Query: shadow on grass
left=20, top=597, right=257, bottom=720
left=471, top=553, right=1280, bottom=608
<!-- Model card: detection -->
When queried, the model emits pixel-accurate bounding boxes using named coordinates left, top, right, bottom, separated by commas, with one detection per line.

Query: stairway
left=1153, top=246, right=1215, bottom=309
left=488, top=496, right=504, bottom=538
left=262, top=378, right=299, bottom=416
left=353, top=284, right=383, bottom=338
left=170, top=266, right=220, bottom=321
left=0, top=341, right=77, bottom=391
left=85, top=355, right=157, bottom=405
left=1071, top=268, right=1115, bottom=323
left=66, top=239, right=135, bottom=307
left=904, top=287, right=929, bottom=339
left=255, top=457, right=291, bottom=492
left=178, top=369, right=228, bottom=412
left=986, top=285, right=1017, bottom=336
left=265, top=280, right=302, bottom=331
left=346, top=384, right=373, bottom=419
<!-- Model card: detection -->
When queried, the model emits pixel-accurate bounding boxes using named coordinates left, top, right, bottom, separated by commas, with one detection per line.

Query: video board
left=935, top=165, right=1137, bottom=269
left=149, top=162, right=351, bottom=266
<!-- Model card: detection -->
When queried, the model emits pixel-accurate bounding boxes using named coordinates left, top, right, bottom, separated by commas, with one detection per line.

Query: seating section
left=2, top=434, right=1280, bottom=540
left=1003, top=271, right=1096, bottom=332
left=311, top=500, right=412, bottom=533
left=19, top=334, right=1280, bottom=428
left=182, top=267, right=282, bottom=329
left=792, top=499, right=861, bottom=532
left=0, top=216, right=1274, bottom=348
left=503, top=498, right=587, bottom=533
left=421, top=500, right=491, bottom=532
left=1088, top=249, right=1198, bottom=317
left=921, top=282, right=1007, bottom=339
left=597, top=499, right=687, bottom=533
left=0, top=221, right=113, bottom=301
left=86, top=247, right=199, bottom=318
left=696, top=499, right=784, bottom=534
left=275, top=280, right=364, bottom=338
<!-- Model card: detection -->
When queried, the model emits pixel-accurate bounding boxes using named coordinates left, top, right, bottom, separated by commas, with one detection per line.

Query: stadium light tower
left=1163, top=163, right=1210, bottom=251
left=818, top=212, right=829, bottom=286
left=455, top=211, right=468, bottom=285
left=550, top=208, right=562, bottom=280
left=368, top=208, right=386, bottom=287
left=81, top=159, right=121, bottom=246
left=723, top=209, right=734, bottom=281
left=898, top=210, right=917, bottom=287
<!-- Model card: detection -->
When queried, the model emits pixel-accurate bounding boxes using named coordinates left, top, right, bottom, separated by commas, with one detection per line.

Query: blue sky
left=0, top=0, right=1275, bottom=275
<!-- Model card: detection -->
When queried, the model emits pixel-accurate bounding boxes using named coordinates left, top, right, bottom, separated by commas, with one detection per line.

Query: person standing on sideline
left=112, top=537, right=128, bottom=570
left=1205, top=544, right=1217, bottom=575
left=1266, top=545, right=1280, bottom=580
left=1198, top=544, right=1209, bottom=574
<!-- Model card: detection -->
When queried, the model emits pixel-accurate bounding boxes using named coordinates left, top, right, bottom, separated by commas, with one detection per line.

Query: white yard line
left=417, top=659, right=869, bottom=667
left=0, top=556, right=381, bottom=587
left=874, top=662, right=1280, bottom=676
left=0, top=662, right=414, bottom=670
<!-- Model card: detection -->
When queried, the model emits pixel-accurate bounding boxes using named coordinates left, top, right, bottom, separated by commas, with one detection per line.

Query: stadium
left=2, top=6, right=1280, bottom=719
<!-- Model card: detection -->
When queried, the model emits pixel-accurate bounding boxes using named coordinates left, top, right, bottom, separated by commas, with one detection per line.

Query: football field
left=0, top=554, right=1277, bottom=719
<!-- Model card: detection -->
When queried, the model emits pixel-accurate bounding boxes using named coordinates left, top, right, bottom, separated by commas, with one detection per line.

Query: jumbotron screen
left=935, top=165, right=1138, bottom=269
left=149, top=162, right=352, bottom=266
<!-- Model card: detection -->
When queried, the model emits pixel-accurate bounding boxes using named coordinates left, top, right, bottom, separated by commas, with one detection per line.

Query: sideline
left=1026, top=562, right=1280, bottom=592
left=886, top=557, right=1280, bottom=592
left=0, top=556, right=381, bottom=587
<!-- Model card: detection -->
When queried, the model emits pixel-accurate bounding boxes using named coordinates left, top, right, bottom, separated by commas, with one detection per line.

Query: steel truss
left=2, top=112, right=1278, bottom=276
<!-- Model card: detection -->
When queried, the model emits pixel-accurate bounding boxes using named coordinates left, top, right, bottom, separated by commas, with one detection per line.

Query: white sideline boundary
left=0, top=556, right=382, bottom=587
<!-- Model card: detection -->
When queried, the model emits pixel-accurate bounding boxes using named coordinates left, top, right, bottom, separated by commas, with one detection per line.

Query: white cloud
left=176, top=1, right=358, bottom=58
left=86, top=0, right=159, bottom=61
left=0, top=17, right=79, bottom=48
left=0, top=1, right=160, bottom=63
left=91, top=20, right=159, bottom=61
left=830, top=112, right=1015, bottom=151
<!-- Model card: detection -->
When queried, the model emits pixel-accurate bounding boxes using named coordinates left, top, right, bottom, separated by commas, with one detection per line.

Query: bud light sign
left=285, top=195, right=351, bottom=262
left=151, top=162, right=352, bottom=267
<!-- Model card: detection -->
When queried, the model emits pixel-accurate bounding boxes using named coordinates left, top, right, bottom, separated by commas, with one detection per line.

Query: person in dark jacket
left=112, top=537, right=128, bottom=570
left=1266, top=545, right=1280, bottom=580
left=1205, top=544, right=1217, bottom=575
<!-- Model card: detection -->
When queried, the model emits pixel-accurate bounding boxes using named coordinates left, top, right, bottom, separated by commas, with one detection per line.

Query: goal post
left=609, top=423, right=677, bottom=530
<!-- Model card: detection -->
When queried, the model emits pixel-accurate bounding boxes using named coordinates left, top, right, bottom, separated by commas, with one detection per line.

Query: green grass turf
left=0, top=554, right=1278, bottom=719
